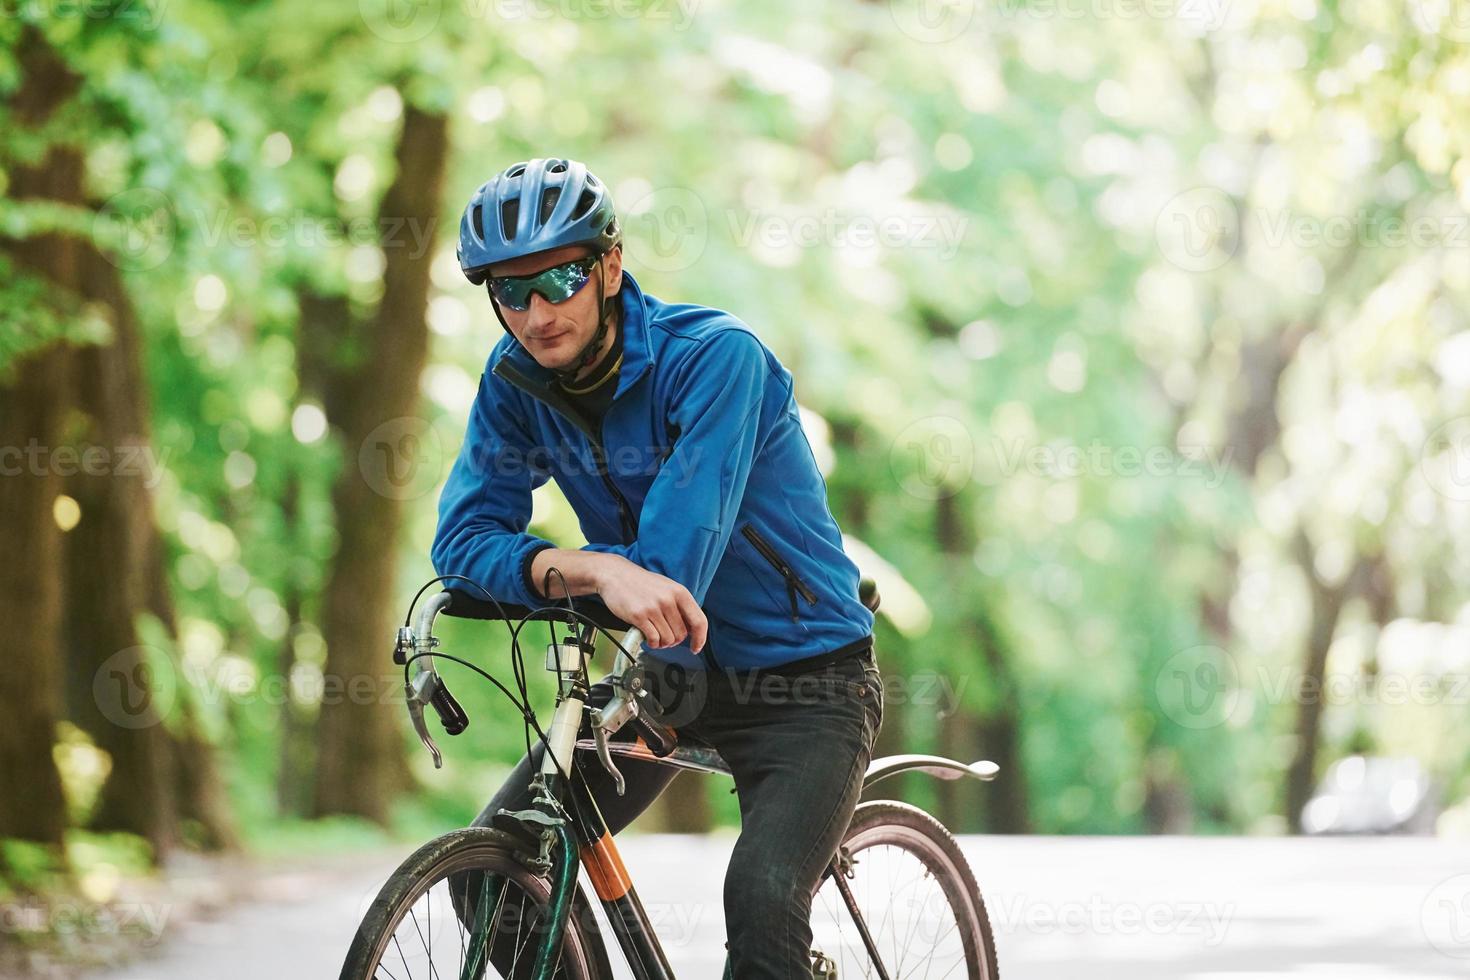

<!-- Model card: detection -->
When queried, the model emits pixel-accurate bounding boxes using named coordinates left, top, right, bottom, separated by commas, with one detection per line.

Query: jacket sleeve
left=431, top=372, right=556, bottom=609
left=581, top=329, right=770, bottom=604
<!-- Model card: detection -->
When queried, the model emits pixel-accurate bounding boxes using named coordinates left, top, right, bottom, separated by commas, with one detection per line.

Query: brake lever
left=592, top=722, right=626, bottom=797
left=406, top=673, right=444, bottom=769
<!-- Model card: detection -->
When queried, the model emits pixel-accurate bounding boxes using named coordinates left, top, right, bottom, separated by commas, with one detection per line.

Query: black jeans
left=474, top=647, right=884, bottom=979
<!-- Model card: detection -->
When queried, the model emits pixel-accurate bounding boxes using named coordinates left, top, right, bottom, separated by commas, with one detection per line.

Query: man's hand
left=529, top=549, right=708, bottom=652
left=594, top=555, right=708, bottom=652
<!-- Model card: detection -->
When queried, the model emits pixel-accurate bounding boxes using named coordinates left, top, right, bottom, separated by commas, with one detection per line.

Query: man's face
left=488, top=244, right=623, bottom=371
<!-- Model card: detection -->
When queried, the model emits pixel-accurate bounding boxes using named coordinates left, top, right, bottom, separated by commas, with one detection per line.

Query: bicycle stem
left=541, top=626, right=645, bottom=778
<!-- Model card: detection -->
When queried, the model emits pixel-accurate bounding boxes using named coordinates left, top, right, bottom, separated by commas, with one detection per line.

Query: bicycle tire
left=340, top=827, right=612, bottom=980
left=813, top=800, right=1001, bottom=980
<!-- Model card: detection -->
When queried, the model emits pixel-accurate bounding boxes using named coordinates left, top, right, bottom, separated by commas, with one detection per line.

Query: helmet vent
left=548, top=160, right=568, bottom=174
left=538, top=187, right=561, bottom=223
left=500, top=199, right=519, bottom=239
left=471, top=204, right=484, bottom=239
left=573, top=189, right=596, bottom=220
left=506, top=164, right=526, bottom=178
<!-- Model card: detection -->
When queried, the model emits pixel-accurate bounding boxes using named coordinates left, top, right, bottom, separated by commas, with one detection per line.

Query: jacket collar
left=492, top=270, right=655, bottom=401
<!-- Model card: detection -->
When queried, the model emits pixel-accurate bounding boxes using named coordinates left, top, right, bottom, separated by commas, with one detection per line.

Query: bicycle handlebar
left=441, top=588, right=633, bottom=631
left=444, top=576, right=879, bottom=626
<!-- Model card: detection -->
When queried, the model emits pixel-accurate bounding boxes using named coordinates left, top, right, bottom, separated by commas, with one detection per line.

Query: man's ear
left=602, top=245, right=624, bottom=296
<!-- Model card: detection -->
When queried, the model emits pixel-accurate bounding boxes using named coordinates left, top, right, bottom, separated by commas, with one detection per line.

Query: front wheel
left=810, top=800, right=1000, bottom=979
left=340, top=827, right=611, bottom=980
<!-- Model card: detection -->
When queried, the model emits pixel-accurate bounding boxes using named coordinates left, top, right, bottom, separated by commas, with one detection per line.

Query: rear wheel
left=340, top=827, right=610, bottom=980
left=810, top=801, right=1000, bottom=979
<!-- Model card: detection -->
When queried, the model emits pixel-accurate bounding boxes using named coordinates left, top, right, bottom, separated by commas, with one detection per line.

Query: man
left=432, top=158, right=882, bottom=979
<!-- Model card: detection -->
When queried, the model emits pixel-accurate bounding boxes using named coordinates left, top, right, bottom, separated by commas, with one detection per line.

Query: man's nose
left=526, top=291, right=558, bottom=326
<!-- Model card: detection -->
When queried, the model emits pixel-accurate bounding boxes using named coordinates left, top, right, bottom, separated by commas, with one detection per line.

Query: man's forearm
left=530, top=545, right=708, bottom=651
left=528, top=547, right=620, bottom=599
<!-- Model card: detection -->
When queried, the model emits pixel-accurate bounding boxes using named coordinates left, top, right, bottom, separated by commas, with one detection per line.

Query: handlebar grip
left=631, top=710, right=677, bottom=758
left=429, top=678, right=470, bottom=736
left=442, top=589, right=632, bottom=631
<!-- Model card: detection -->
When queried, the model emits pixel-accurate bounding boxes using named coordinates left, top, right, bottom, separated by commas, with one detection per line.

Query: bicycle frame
left=398, top=593, right=1000, bottom=980
left=533, top=624, right=679, bottom=980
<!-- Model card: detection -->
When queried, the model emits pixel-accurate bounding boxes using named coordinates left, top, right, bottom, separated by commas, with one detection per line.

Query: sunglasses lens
left=489, top=278, right=534, bottom=310
left=536, top=258, right=594, bottom=302
left=490, top=257, right=595, bottom=311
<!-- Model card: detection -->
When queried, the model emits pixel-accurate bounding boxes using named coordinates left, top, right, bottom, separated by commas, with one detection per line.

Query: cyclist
left=433, top=158, right=882, bottom=979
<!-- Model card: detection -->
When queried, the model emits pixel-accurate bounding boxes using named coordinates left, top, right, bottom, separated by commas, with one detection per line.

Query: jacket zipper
left=494, top=359, right=638, bottom=544
left=741, top=524, right=818, bottom=623
left=493, top=356, right=724, bottom=668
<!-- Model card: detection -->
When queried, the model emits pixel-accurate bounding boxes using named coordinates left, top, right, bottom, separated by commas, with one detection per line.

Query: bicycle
left=340, top=580, right=1002, bottom=979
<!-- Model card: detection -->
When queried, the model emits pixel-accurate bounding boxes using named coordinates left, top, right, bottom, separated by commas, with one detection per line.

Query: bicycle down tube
left=543, top=624, right=677, bottom=980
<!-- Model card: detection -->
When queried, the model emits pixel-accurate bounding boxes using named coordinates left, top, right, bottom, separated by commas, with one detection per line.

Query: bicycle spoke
left=466, top=875, right=510, bottom=980
left=456, top=875, right=468, bottom=979
left=406, top=900, right=443, bottom=980
left=814, top=829, right=974, bottom=980
left=893, top=865, right=931, bottom=972
left=392, top=933, right=413, bottom=978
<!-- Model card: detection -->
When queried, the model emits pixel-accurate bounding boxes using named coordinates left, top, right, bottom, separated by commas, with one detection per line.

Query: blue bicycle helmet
left=457, top=158, right=621, bottom=284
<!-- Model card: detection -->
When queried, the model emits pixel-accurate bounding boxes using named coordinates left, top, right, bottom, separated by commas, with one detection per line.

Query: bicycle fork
left=490, top=630, right=596, bottom=980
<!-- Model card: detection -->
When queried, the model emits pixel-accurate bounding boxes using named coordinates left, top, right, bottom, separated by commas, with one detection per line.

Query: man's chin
left=529, top=348, right=575, bottom=372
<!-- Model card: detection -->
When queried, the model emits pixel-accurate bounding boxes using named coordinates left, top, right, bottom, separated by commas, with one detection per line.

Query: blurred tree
left=64, top=242, right=238, bottom=851
left=0, top=29, right=86, bottom=859
left=312, top=102, right=449, bottom=821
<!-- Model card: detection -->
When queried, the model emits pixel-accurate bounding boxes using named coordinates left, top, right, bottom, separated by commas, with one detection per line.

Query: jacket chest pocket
left=741, top=523, right=818, bottom=623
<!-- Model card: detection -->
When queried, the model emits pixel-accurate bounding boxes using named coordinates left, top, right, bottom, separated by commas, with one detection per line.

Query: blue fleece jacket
left=431, top=272, right=873, bottom=670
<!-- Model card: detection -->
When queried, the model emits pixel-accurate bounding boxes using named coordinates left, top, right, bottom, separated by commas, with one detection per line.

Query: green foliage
left=6, top=0, right=1467, bottom=850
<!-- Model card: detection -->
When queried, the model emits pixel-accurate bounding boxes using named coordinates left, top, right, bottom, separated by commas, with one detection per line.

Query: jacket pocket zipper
left=741, top=524, right=818, bottom=623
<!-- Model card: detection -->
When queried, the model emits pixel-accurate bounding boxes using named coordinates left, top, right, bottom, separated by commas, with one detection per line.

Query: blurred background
left=2, top=0, right=1469, bottom=976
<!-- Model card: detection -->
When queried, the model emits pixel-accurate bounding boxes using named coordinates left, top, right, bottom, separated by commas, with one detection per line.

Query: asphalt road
left=94, top=834, right=1470, bottom=979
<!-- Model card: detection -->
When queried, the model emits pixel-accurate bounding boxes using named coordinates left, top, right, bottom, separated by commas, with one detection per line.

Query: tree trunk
left=312, top=104, right=449, bottom=821
left=1284, top=532, right=1371, bottom=832
left=61, top=337, right=179, bottom=853
left=58, top=240, right=239, bottom=854
left=275, top=479, right=314, bottom=817
left=934, top=493, right=1029, bottom=833
left=971, top=606, right=1029, bottom=833
left=650, top=773, right=713, bottom=833
left=0, top=348, right=72, bottom=851
left=0, top=30, right=86, bottom=856
left=934, top=708, right=988, bottom=834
